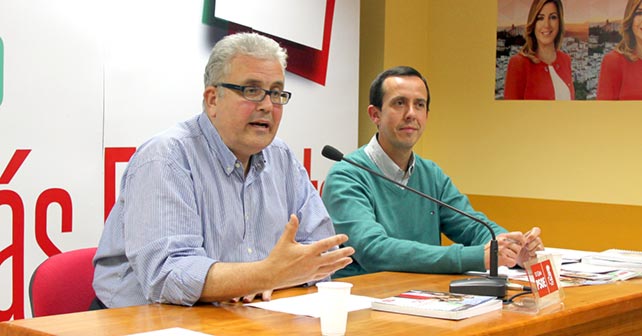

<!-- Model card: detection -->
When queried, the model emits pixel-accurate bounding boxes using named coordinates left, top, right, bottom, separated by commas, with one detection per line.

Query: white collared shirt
left=548, top=65, right=571, bottom=100
left=364, top=134, right=415, bottom=186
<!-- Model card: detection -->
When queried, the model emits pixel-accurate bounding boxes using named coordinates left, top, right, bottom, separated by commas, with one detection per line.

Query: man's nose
left=256, top=93, right=274, bottom=111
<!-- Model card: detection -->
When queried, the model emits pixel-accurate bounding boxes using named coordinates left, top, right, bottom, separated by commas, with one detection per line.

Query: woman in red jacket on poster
left=504, top=0, right=575, bottom=100
left=597, top=0, right=642, bottom=100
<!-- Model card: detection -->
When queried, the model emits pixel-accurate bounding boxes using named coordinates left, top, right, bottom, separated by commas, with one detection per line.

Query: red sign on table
left=529, top=259, right=559, bottom=298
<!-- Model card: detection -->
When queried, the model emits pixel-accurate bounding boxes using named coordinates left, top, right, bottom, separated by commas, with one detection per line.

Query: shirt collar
left=198, top=112, right=266, bottom=176
left=364, top=133, right=415, bottom=185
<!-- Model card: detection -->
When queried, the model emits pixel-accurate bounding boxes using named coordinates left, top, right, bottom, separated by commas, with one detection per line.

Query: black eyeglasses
left=216, top=83, right=292, bottom=105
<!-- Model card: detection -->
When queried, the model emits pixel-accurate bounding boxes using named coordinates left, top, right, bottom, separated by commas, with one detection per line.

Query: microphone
left=322, top=145, right=506, bottom=297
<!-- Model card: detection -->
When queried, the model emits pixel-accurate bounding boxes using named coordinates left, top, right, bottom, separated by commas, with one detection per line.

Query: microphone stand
left=322, top=145, right=507, bottom=298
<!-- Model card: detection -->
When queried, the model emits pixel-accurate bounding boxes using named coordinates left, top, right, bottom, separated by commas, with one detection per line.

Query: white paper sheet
left=245, top=293, right=376, bottom=317
left=561, top=262, right=620, bottom=274
left=127, top=327, right=212, bottom=336
left=543, top=247, right=597, bottom=263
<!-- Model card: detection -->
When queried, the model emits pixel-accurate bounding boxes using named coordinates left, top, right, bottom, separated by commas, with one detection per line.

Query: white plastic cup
left=316, top=281, right=353, bottom=336
left=536, top=251, right=563, bottom=284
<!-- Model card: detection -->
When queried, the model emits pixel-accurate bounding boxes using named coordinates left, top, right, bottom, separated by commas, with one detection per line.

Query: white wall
left=0, top=0, right=359, bottom=320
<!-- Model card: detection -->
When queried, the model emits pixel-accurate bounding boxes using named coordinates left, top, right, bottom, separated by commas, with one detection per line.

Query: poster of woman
left=496, top=0, right=638, bottom=101
left=596, top=0, right=642, bottom=100
left=503, top=0, right=575, bottom=100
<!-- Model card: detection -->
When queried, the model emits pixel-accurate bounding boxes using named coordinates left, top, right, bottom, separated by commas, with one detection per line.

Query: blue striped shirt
left=93, top=113, right=335, bottom=307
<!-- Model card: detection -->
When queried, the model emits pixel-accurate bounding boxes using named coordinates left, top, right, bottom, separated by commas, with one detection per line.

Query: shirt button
left=247, top=248, right=253, bottom=254
left=235, top=163, right=241, bottom=168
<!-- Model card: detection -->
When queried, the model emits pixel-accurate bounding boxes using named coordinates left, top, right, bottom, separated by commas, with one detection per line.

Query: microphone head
left=322, top=145, right=344, bottom=162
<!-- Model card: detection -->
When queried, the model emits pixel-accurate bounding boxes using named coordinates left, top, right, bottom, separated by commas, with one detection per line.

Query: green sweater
left=322, top=147, right=508, bottom=278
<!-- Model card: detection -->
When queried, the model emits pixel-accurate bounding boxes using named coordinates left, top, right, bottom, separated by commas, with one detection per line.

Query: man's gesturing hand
left=200, top=214, right=355, bottom=303
left=264, top=214, right=355, bottom=289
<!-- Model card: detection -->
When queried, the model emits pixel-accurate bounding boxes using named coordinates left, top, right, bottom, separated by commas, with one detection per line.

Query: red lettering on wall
left=0, top=190, right=25, bottom=320
left=303, top=148, right=319, bottom=190
left=35, top=188, right=73, bottom=257
left=104, top=147, right=136, bottom=221
left=1, top=149, right=76, bottom=321
left=0, top=149, right=31, bottom=184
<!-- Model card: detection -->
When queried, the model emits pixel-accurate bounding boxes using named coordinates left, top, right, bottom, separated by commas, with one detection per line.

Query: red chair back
left=29, top=247, right=97, bottom=317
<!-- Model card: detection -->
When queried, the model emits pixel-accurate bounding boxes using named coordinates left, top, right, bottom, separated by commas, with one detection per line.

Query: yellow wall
left=360, top=0, right=642, bottom=250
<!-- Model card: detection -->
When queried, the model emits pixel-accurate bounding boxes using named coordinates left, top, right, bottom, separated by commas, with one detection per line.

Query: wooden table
left=2, top=272, right=642, bottom=335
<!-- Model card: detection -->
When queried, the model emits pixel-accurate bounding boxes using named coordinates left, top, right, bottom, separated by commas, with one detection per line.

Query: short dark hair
left=369, top=66, right=430, bottom=110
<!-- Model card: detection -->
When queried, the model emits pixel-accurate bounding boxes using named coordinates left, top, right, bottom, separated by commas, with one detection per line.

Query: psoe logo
left=0, top=36, right=4, bottom=106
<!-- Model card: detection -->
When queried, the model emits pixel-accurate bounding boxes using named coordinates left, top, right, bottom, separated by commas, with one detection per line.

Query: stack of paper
left=560, top=262, right=639, bottom=285
left=582, top=249, right=642, bottom=273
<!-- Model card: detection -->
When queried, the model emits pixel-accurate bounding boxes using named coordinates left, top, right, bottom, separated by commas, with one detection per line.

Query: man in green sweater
left=322, top=66, right=544, bottom=278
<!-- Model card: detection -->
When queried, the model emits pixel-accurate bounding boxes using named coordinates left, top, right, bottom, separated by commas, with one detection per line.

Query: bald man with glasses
left=92, top=33, right=354, bottom=309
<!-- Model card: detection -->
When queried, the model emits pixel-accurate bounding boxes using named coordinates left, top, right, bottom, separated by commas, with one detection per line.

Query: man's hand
left=516, top=227, right=544, bottom=267
left=263, top=214, right=355, bottom=289
left=484, top=231, right=525, bottom=269
left=201, top=215, right=354, bottom=303
left=483, top=228, right=545, bottom=270
left=231, top=290, right=274, bottom=303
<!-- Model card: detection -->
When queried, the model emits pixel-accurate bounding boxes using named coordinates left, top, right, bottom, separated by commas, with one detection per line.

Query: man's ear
left=367, top=105, right=381, bottom=127
left=203, top=86, right=218, bottom=117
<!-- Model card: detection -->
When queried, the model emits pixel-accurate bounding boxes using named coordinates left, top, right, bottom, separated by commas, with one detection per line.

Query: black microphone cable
left=503, top=284, right=533, bottom=306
